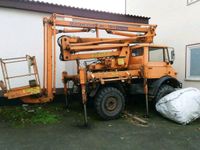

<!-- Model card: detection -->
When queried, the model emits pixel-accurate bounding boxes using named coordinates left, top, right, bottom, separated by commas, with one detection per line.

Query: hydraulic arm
left=42, top=14, right=157, bottom=124
left=0, top=13, right=160, bottom=125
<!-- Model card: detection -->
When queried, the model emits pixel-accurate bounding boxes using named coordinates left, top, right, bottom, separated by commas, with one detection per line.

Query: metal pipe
left=83, top=104, right=88, bottom=126
left=0, top=59, right=8, bottom=90
left=2, top=56, right=26, bottom=61
left=70, top=36, right=146, bottom=47
left=144, top=78, right=149, bottom=117
left=3, top=63, right=11, bottom=90
left=43, top=19, right=47, bottom=90
left=6, top=73, right=35, bottom=79
left=57, top=28, right=90, bottom=33
left=2, top=59, right=27, bottom=64
left=46, top=23, right=53, bottom=97
left=54, top=13, right=155, bottom=27
left=33, top=57, right=41, bottom=90
left=53, top=23, right=56, bottom=93
left=96, top=28, right=99, bottom=38
left=70, top=44, right=128, bottom=51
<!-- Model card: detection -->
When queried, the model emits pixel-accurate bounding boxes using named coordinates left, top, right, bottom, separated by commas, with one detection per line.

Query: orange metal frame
left=41, top=14, right=158, bottom=103
left=0, top=55, right=41, bottom=99
left=41, top=13, right=176, bottom=106
left=0, top=13, right=177, bottom=105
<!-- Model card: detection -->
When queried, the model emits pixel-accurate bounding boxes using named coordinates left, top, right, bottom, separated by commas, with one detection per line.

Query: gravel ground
left=0, top=96, right=200, bottom=150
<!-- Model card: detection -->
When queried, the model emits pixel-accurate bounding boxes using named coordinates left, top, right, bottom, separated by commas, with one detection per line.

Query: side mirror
left=168, top=48, right=175, bottom=64
left=171, top=50, right=175, bottom=60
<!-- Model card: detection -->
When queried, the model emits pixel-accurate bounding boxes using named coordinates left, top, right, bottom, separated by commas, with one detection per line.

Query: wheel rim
left=105, top=96, right=118, bottom=111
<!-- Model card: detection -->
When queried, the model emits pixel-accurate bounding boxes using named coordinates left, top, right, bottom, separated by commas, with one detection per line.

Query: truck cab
left=128, top=44, right=181, bottom=101
left=130, top=44, right=177, bottom=78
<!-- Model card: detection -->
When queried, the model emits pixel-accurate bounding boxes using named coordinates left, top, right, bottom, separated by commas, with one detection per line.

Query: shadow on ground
left=0, top=95, right=200, bottom=150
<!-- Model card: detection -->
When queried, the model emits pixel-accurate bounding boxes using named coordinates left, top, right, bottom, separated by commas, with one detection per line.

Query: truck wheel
left=155, top=84, right=175, bottom=103
left=95, top=87, right=125, bottom=120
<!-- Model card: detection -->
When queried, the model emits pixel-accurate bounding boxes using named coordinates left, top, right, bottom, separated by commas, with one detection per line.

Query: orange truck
left=0, top=14, right=181, bottom=124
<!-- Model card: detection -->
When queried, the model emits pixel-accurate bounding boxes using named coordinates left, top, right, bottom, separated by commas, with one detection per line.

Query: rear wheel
left=155, top=84, right=175, bottom=103
left=95, top=87, right=125, bottom=120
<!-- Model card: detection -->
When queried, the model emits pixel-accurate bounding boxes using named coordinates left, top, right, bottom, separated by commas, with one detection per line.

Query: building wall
left=0, top=7, right=125, bottom=89
left=127, top=0, right=200, bottom=89
left=0, top=8, right=67, bottom=88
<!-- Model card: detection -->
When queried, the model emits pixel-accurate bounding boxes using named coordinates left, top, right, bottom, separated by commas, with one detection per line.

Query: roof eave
left=0, top=0, right=150, bottom=24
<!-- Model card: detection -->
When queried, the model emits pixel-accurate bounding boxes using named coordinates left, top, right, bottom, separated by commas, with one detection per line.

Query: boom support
left=42, top=14, right=157, bottom=101
left=41, top=14, right=157, bottom=124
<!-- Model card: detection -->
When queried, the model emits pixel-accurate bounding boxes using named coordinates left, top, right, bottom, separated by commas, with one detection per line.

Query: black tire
left=155, top=84, right=175, bottom=103
left=95, top=87, right=125, bottom=120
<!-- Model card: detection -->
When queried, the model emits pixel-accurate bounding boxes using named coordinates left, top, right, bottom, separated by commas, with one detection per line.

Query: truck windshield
left=149, top=47, right=168, bottom=62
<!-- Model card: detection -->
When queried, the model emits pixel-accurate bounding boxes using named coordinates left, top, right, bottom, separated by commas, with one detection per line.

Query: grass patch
left=30, top=109, right=59, bottom=124
left=0, top=103, right=64, bottom=127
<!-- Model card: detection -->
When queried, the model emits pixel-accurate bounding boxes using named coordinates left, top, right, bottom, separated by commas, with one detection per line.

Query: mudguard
left=149, top=76, right=182, bottom=96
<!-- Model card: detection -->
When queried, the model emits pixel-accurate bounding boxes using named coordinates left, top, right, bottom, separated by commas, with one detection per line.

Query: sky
left=39, top=0, right=126, bottom=14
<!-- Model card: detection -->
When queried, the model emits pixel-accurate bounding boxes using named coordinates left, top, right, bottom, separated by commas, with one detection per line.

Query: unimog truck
left=0, top=14, right=181, bottom=124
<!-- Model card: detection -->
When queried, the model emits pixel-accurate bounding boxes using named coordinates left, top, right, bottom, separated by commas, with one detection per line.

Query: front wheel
left=95, top=87, right=125, bottom=120
left=155, top=84, right=175, bottom=103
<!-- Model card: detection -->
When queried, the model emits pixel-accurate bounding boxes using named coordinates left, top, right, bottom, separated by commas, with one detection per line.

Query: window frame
left=131, top=47, right=144, bottom=57
left=187, top=0, right=200, bottom=6
left=148, top=47, right=167, bottom=62
left=185, top=43, right=200, bottom=81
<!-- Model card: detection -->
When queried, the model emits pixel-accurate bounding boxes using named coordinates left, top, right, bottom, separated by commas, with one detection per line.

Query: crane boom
left=40, top=13, right=157, bottom=103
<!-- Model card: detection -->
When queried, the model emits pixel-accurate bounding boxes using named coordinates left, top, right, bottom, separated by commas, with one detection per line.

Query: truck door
left=146, top=47, right=171, bottom=78
left=128, top=47, right=144, bottom=70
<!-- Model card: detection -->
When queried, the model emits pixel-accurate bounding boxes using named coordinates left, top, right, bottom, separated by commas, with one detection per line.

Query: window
left=149, top=47, right=165, bottom=62
left=186, top=43, right=200, bottom=80
left=187, top=0, right=200, bottom=5
left=132, top=48, right=143, bottom=57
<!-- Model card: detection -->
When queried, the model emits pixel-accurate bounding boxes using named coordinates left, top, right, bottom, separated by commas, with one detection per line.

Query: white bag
left=156, top=87, right=200, bottom=125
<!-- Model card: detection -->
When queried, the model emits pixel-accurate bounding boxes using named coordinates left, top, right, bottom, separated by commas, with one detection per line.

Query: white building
left=0, top=0, right=148, bottom=92
left=128, top=0, right=200, bottom=89
left=1, top=0, right=199, bottom=94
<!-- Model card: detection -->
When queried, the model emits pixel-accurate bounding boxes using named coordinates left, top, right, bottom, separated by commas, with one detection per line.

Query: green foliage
left=0, top=104, right=63, bottom=127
